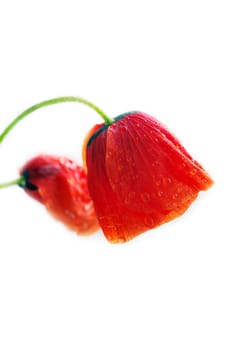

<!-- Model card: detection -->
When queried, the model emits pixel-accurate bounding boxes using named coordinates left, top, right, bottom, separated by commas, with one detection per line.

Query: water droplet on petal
left=84, top=203, right=92, bottom=212
left=152, top=161, right=159, bottom=168
left=144, top=216, right=155, bottom=228
left=162, top=177, right=172, bottom=185
left=190, top=169, right=197, bottom=176
left=124, top=198, right=129, bottom=205
left=120, top=125, right=127, bottom=133
left=124, top=191, right=136, bottom=205
left=64, top=210, right=76, bottom=219
left=141, top=192, right=150, bottom=202
left=157, top=190, right=163, bottom=197
left=128, top=191, right=136, bottom=200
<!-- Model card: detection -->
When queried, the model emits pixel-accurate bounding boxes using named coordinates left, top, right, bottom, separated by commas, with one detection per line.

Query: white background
left=0, top=1, right=231, bottom=349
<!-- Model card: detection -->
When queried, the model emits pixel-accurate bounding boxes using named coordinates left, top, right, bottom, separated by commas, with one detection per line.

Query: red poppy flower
left=0, top=96, right=213, bottom=243
left=83, top=112, right=213, bottom=243
left=19, top=155, right=99, bottom=234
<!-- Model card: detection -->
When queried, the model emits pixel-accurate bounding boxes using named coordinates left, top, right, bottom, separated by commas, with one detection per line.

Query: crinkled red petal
left=20, top=156, right=99, bottom=234
left=86, top=113, right=213, bottom=243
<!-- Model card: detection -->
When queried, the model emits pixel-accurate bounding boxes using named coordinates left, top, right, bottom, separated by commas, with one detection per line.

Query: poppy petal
left=20, top=155, right=99, bottom=234
left=106, top=113, right=212, bottom=210
left=86, top=112, right=213, bottom=242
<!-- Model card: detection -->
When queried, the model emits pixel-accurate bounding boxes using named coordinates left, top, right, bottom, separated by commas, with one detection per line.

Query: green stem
left=0, top=96, right=113, bottom=144
left=0, top=176, right=25, bottom=189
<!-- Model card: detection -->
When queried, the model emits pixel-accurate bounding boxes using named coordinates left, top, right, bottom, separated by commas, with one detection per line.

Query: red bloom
left=0, top=96, right=214, bottom=243
left=83, top=112, right=213, bottom=243
left=20, top=155, right=99, bottom=234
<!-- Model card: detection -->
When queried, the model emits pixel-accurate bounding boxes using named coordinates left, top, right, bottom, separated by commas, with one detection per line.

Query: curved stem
left=0, top=176, right=25, bottom=189
left=0, top=96, right=113, bottom=144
